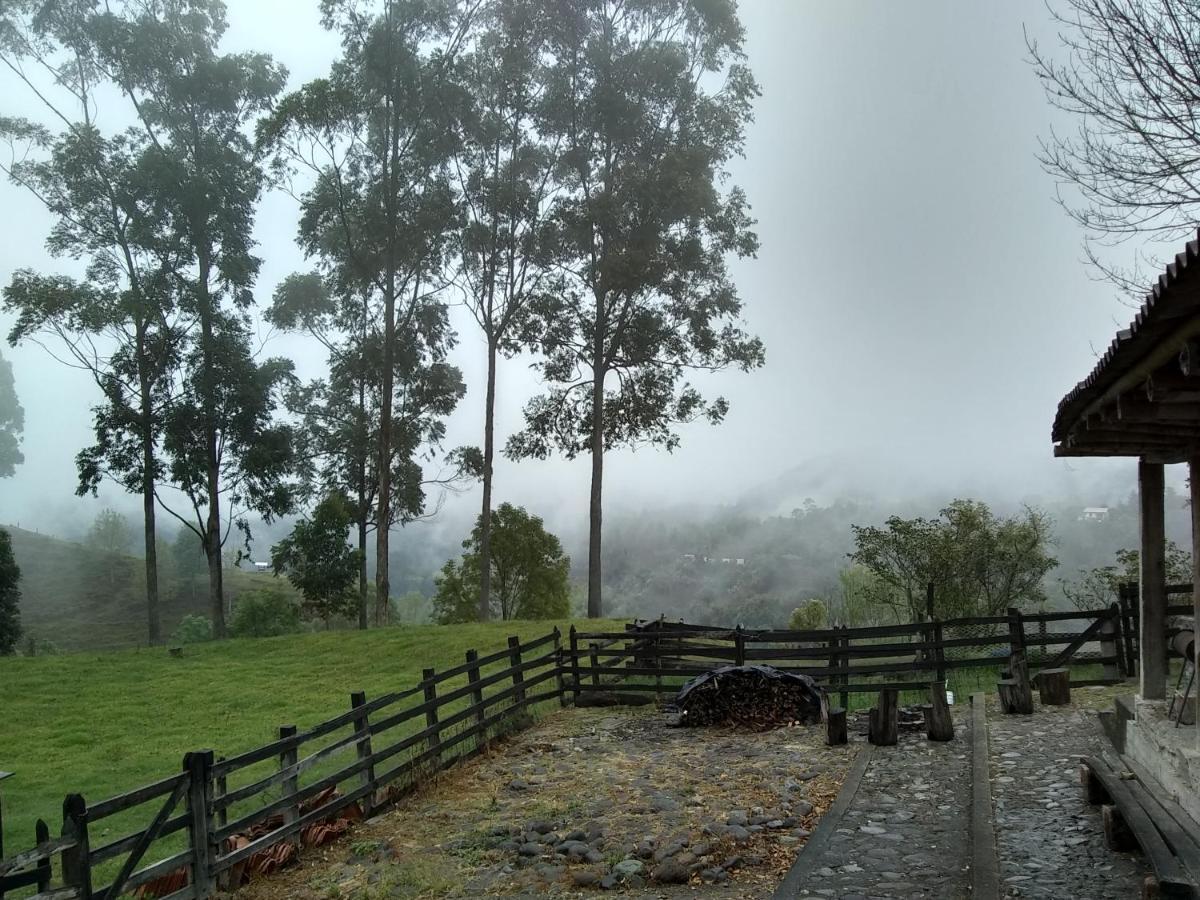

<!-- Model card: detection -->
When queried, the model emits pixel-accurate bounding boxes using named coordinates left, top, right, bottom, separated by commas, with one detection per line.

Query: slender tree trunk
left=587, top=361, right=605, bottom=619
left=479, top=336, right=498, bottom=621
left=141, top=454, right=160, bottom=644
left=357, top=517, right=368, bottom=630
left=197, top=245, right=225, bottom=637
left=376, top=280, right=395, bottom=627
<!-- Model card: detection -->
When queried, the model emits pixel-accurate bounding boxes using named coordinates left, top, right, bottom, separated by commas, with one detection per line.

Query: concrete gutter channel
left=771, top=694, right=1001, bottom=899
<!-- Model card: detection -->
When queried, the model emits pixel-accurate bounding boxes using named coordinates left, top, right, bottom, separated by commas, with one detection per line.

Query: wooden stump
left=1038, top=668, right=1071, bottom=706
left=925, top=681, right=954, bottom=741
left=1079, top=764, right=1110, bottom=805
left=1102, top=804, right=1136, bottom=852
left=998, top=652, right=1034, bottom=714
left=826, top=706, right=847, bottom=746
left=868, top=688, right=899, bottom=746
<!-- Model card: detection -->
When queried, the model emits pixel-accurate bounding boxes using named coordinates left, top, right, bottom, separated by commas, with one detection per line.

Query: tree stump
left=925, top=681, right=954, bottom=741
left=868, top=688, right=899, bottom=746
left=1038, top=668, right=1071, bottom=706
left=826, top=706, right=847, bottom=746
left=998, top=651, right=1034, bottom=714
left=1102, top=804, right=1136, bottom=852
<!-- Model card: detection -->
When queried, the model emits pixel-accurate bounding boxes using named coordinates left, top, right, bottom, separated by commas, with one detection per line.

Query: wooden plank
left=0, top=837, right=78, bottom=878
left=89, top=813, right=189, bottom=866
left=87, top=773, right=188, bottom=822
left=95, top=775, right=187, bottom=900
left=1120, top=753, right=1200, bottom=878
left=1083, top=756, right=1195, bottom=892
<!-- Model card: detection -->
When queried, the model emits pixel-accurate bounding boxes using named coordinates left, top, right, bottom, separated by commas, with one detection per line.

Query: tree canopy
left=272, top=493, right=363, bottom=626
left=0, top=350, right=22, bottom=478
left=433, top=503, right=570, bottom=623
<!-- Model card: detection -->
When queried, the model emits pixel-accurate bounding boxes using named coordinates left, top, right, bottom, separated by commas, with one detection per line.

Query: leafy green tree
left=272, top=494, right=363, bottom=627
left=0, top=4, right=191, bottom=643
left=788, top=599, right=827, bottom=632
left=0, top=528, right=21, bottom=655
left=455, top=0, right=558, bottom=621
left=851, top=500, right=1057, bottom=622
left=169, top=526, right=208, bottom=605
left=229, top=587, right=300, bottom=638
left=268, top=273, right=470, bottom=629
left=433, top=503, right=570, bottom=623
left=261, top=0, right=470, bottom=625
left=171, top=614, right=212, bottom=645
left=506, top=0, right=765, bottom=618
left=84, top=507, right=133, bottom=601
left=1061, top=542, right=1192, bottom=611
left=0, top=350, right=23, bottom=478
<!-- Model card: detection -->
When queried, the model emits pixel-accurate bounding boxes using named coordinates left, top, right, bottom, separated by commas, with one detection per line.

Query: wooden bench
left=1081, top=754, right=1200, bottom=898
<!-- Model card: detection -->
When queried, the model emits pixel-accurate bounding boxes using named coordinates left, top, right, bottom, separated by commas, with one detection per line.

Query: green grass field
left=0, top=619, right=623, bottom=861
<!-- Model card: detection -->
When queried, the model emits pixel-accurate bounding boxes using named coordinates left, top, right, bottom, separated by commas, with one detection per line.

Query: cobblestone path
left=988, top=704, right=1148, bottom=899
left=788, top=717, right=973, bottom=899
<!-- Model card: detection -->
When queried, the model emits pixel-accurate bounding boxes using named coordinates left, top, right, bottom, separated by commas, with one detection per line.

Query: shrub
left=171, top=614, right=213, bottom=644
left=22, top=636, right=60, bottom=656
left=230, top=588, right=301, bottom=638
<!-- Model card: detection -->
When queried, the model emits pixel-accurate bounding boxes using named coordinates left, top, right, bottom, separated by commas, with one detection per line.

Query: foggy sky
left=0, top=1, right=1172, bottom=548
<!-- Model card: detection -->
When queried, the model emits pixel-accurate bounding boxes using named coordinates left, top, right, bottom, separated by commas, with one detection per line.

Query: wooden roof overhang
left=1054, top=231, right=1200, bottom=465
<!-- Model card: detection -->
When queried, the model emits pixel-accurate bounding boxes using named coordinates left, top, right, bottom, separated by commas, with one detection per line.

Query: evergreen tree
left=0, top=528, right=21, bottom=655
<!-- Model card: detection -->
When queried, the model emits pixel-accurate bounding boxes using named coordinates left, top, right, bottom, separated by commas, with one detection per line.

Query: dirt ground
left=237, top=705, right=852, bottom=899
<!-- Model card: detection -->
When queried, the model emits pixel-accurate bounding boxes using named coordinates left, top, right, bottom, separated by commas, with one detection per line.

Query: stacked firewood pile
left=674, top=665, right=824, bottom=730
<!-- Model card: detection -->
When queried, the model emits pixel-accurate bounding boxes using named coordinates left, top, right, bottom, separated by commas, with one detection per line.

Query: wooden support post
left=278, top=725, right=299, bottom=848
left=60, top=793, right=91, bottom=900
left=588, top=642, right=601, bottom=686
left=350, top=691, right=375, bottom=817
left=1079, top=764, right=1110, bottom=805
left=926, top=681, right=954, bottom=741
left=933, top=620, right=946, bottom=682
left=998, top=650, right=1034, bottom=714
left=868, top=689, right=899, bottom=746
left=1102, top=804, right=1137, bottom=852
left=1038, top=668, right=1071, bottom=706
left=1189, top=453, right=1200, bottom=744
left=569, top=626, right=581, bottom=705
left=826, top=707, right=847, bottom=746
left=422, top=668, right=441, bottom=761
left=734, top=625, right=746, bottom=667
left=214, top=756, right=227, bottom=831
left=1100, top=604, right=1121, bottom=681
left=1140, top=459, right=1167, bottom=699
left=183, top=751, right=214, bottom=898
left=839, top=626, right=849, bottom=711
left=465, top=650, right=486, bottom=729
left=507, top=636, right=526, bottom=706
left=552, top=629, right=567, bottom=707
left=34, top=819, right=50, bottom=893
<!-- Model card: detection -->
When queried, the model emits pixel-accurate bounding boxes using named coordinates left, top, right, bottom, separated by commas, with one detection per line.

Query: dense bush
left=22, top=636, right=60, bottom=656
left=171, top=614, right=213, bottom=644
left=0, top=528, right=21, bottom=655
left=230, top=588, right=301, bottom=638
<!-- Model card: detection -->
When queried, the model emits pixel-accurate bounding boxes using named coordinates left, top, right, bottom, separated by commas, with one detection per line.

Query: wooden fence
left=0, top=599, right=1161, bottom=900
left=0, top=628, right=567, bottom=900
left=566, top=603, right=1133, bottom=708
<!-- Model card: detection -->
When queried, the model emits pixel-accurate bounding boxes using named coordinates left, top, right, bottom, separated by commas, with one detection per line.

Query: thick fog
left=0, top=0, right=1177, bottom=549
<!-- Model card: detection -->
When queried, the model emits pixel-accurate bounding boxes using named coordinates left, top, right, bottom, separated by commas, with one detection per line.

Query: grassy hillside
left=5, top=525, right=301, bottom=651
left=0, top=618, right=623, bottom=858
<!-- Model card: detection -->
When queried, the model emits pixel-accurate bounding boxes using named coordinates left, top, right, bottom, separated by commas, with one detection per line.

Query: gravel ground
left=987, top=699, right=1149, bottom=899
left=786, top=713, right=973, bottom=900
left=237, top=705, right=852, bottom=899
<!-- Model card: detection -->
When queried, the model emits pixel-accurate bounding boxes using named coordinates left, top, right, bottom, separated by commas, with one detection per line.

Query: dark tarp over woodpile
left=674, top=665, right=825, bottom=730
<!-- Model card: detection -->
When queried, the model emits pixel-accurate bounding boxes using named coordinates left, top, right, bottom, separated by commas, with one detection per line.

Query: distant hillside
left=3, top=525, right=298, bottom=651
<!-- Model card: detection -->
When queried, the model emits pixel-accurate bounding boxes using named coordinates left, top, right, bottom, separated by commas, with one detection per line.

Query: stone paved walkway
left=988, top=703, right=1148, bottom=899
left=788, top=715, right=973, bottom=899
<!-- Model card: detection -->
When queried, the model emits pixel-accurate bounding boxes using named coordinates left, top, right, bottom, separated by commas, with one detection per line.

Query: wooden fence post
left=34, top=819, right=50, bottom=893
left=933, top=620, right=947, bottom=682
left=214, top=756, right=227, bottom=832
left=466, top=650, right=486, bottom=727
left=423, top=668, right=441, bottom=763
left=1101, top=604, right=1121, bottom=680
left=278, top=726, right=299, bottom=849
left=60, top=793, right=91, bottom=900
left=569, top=626, right=581, bottom=705
left=588, top=642, right=601, bottom=687
left=734, top=625, right=746, bottom=667
left=183, top=751, right=214, bottom=898
left=350, top=691, right=376, bottom=817
left=508, top=636, right=526, bottom=706
left=552, top=629, right=567, bottom=707
left=839, top=626, right=849, bottom=711
left=1007, top=607, right=1026, bottom=657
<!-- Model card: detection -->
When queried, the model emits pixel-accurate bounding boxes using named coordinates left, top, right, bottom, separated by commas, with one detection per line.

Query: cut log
left=1010, top=650, right=1034, bottom=713
left=868, top=688, right=899, bottom=746
left=1038, top=668, right=1071, bottom=706
left=1103, top=804, right=1137, bottom=852
left=826, top=706, right=847, bottom=746
left=925, top=681, right=954, bottom=741
left=998, top=679, right=1020, bottom=714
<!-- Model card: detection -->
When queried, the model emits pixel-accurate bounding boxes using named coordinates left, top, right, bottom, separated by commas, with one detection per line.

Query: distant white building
left=253, top=561, right=272, bottom=573
left=1080, top=507, right=1110, bottom=523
